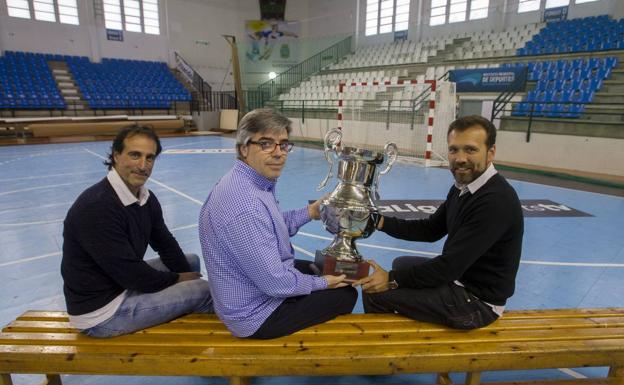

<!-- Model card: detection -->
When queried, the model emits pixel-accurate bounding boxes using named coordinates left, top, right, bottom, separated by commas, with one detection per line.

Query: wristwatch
left=388, top=270, right=399, bottom=290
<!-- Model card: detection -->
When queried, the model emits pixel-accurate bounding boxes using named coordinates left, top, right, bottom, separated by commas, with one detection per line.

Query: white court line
left=0, top=201, right=73, bottom=215
left=0, top=219, right=63, bottom=227
left=0, top=223, right=195, bottom=268
left=0, top=170, right=100, bottom=183
left=164, top=138, right=222, bottom=149
left=298, top=231, right=439, bottom=257
left=148, top=179, right=204, bottom=205
left=520, top=260, right=624, bottom=268
left=170, top=224, right=199, bottom=232
left=82, top=148, right=624, bottom=269
left=292, top=245, right=315, bottom=258
left=558, top=368, right=587, bottom=379
left=0, top=181, right=84, bottom=197
left=297, top=232, right=624, bottom=268
left=0, top=252, right=61, bottom=268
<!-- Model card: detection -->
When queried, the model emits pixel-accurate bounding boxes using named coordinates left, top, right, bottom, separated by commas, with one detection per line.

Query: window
left=365, top=0, right=410, bottom=36
left=448, top=0, right=467, bottom=23
left=142, top=0, right=159, bottom=34
left=575, top=0, right=599, bottom=3
left=430, top=0, right=446, bottom=26
left=545, top=0, right=569, bottom=7
left=518, top=0, right=540, bottom=13
left=394, top=0, right=410, bottom=31
left=58, top=0, right=78, bottom=25
left=430, top=0, right=489, bottom=26
left=33, top=0, right=56, bottom=22
left=5, top=0, right=78, bottom=24
left=6, top=0, right=31, bottom=19
left=469, top=0, right=489, bottom=20
left=104, top=0, right=160, bottom=35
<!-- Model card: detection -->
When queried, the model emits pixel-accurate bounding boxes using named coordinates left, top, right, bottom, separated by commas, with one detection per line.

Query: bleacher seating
left=0, top=50, right=192, bottom=111
left=67, top=57, right=191, bottom=109
left=509, top=57, right=618, bottom=118
left=270, top=14, right=621, bottom=124
left=0, top=51, right=66, bottom=110
left=518, top=15, right=624, bottom=56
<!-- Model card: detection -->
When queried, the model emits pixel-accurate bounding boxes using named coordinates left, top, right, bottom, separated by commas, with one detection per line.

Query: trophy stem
left=321, top=234, right=362, bottom=262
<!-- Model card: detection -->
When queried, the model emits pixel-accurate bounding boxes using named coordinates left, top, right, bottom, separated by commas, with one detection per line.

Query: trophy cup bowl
left=316, top=129, right=398, bottom=282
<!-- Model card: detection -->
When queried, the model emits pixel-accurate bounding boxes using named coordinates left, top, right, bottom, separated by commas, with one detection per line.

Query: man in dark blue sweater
left=61, top=125, right=213, bottom=338
left=353, top=115, right=523, bottom=329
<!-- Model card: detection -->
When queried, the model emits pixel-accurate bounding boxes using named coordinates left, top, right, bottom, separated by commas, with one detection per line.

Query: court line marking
left=0, top=224, right=196, bottom=268
left=558, top=368, right=587, bottom=379
left=0, top=219, right=63, bottom=227
left=164, top=139, right=222, bottom=149
left=0, top=201, right=73, bottom=215
left=0, top=144, right=611, bottom=380
left=0, top=149, right=85, bottom=166
left=0, top=181, right=84, bottom=197
left=82, top=148, right=624, bottom=269
left=0, top=252, right=62, bottom=268
left=0, top=170, right=101, bottom=183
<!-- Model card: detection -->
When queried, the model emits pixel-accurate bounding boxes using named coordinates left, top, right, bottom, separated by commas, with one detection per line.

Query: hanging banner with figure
left=245, top=20, right=300, bottom=64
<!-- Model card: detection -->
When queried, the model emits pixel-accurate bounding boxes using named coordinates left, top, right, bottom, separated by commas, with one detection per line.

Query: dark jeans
left=250, top=259, right=358, bottom=339
left=362, top=256, right=498, bottom=330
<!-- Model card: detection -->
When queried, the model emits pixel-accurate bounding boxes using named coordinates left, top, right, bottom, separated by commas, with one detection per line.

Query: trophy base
left=314, top=250, right=370, bottom=283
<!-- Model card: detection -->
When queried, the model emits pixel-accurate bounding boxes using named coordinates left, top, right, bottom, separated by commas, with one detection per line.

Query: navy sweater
left=61, top=178, right=190, bottom=315
left=382, top=173, right=524, bottom=306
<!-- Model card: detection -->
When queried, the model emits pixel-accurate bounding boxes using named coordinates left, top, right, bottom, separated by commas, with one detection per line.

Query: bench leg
left=609, top=366, right=623, bottom=385
left=229, top=377, right=251, bottom=385
left=436, top=373, right=453, bottom=384
left=0, top=374, right=13, bottom=385
left=464, top=372, right=481, bottom=385
left=41, top=375, right=62, bottom=385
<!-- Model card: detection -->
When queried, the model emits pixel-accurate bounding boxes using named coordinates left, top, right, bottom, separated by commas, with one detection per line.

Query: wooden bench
left=1, top=308, right=623, bottom=385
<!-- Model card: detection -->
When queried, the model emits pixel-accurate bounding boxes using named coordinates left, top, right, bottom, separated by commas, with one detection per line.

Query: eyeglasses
left=247, top=140, right=294, bottom=153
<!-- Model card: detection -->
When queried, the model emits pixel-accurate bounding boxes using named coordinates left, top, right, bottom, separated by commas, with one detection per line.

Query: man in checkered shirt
left=199, top=108, right=357, bottom=339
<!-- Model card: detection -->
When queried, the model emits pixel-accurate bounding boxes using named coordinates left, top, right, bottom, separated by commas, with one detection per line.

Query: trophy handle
left=372, top=142, right=398, bottom=200
left=317, top=128, right=342, bottom=191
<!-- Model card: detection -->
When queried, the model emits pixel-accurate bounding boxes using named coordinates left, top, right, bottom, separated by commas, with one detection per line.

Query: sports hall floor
left=1, top=133, right=623, bottom=384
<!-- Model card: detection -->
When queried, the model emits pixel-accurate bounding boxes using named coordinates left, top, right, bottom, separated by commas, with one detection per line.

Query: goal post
left=336, top=79, right=456, bottom=166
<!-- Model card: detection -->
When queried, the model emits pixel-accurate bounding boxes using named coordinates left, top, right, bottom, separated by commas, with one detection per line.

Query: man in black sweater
left=353, top=115, right=523, bottom=329
left=61, top=125, right=213, bottom=337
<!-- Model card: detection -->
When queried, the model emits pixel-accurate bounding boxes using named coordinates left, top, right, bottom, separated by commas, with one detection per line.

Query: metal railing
left=0, top=99, right=191, bottom=118
left=495, top=99, right=624, bottom=141
left=253, top=36, right=353, bottom=109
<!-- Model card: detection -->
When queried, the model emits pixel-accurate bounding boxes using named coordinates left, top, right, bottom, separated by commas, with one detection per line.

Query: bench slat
left=15, top=308, right=624, bottom=322
left=6, top=316, right=624, bottom=336
left=2, top=326, right=624, bottom=348
left=1, top=339, right=623, bottom=376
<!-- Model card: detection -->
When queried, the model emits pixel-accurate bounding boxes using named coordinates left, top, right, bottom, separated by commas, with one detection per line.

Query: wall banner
left=449, top=67, right=528, bottom=93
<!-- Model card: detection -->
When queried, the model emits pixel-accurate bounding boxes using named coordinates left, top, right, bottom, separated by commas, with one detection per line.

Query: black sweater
left=382, top=173, right=524, bottom=306
left=61, top=178, right=190, bottom=315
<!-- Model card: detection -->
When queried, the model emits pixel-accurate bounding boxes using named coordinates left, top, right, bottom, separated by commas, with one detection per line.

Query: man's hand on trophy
left=308, top=195, right=328, bottom=220
left=369, top=212, right=384, bottom=230
left=323, top=274, right=349, bottom=289
left=351, top=260, right=390, bottom=293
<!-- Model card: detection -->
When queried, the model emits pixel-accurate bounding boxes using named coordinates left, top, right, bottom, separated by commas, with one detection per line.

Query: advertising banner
left=449, top=67, right=528, bottom=93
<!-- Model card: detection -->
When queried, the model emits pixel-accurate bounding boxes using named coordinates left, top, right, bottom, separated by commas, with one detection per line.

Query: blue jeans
left=82, top=254, right=213, bottom=338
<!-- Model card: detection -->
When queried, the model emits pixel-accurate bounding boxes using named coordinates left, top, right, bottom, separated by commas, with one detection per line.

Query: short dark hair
left=447, top=115, right=497, bottom=149
left=104, top=124, right=162, bottom=170
left=236, top=108, right=292, bottom=160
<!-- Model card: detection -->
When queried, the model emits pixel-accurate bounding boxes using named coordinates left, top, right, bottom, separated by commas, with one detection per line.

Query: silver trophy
left=316, top=128, right=398, bottom=281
